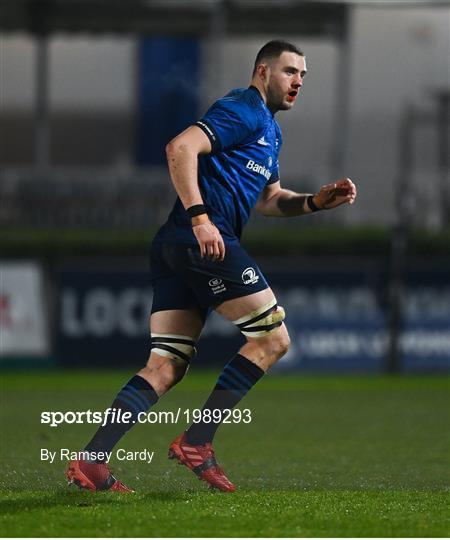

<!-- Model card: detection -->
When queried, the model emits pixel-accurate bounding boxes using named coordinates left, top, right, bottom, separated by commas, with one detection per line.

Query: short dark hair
left=253, top=40, right=304, bottom=74
left=253, top=39, right=305, bottom=74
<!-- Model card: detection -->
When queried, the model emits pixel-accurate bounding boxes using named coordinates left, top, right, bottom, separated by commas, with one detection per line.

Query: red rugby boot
left=66, top=458, right=134, bottom=493
left=168, top=433, right=236, bottom=492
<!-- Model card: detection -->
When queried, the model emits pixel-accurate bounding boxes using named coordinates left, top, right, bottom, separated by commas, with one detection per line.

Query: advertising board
left=0, top=262, right=49, bottom=357
left=57, top=265, right=450, bottom=371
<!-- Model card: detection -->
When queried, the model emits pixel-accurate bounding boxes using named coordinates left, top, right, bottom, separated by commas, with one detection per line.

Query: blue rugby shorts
left=150, top=240, right=269, bottom=319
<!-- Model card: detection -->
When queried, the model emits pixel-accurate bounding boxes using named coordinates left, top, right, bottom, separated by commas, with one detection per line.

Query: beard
left=266, top=82, right=292, bottom=113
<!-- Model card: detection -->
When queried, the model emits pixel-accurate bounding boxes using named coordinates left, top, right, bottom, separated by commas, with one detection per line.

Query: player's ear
left=257, top=63, right=268, bottom=82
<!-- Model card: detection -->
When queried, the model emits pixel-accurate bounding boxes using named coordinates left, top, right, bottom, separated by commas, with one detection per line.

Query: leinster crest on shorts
left=241, top=267, right=259, bottom=285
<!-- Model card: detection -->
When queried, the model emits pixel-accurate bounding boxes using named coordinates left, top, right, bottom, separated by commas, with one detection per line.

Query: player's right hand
left=192, top=221, right=225, bottom=261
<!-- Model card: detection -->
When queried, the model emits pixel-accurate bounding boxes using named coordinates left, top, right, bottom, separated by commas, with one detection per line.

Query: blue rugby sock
left=185, top=354, right=264, bottom=445
left=84, top=375, right=158, bottom=456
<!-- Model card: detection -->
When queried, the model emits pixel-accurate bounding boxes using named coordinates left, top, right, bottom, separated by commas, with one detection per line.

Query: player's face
left=265, top=52, right=307, bottom=112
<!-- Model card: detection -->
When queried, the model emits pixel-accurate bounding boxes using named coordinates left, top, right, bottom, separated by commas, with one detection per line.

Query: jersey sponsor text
left=245, top=160, right=272, bottom=181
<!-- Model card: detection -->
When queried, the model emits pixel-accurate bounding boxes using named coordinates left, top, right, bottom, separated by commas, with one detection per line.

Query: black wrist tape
left=186, top=204, right=208, bottom=218
left=306, top=195, right=321, bottom=212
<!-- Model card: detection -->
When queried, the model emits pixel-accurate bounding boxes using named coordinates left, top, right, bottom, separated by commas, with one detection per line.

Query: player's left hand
left=314, top=178, right=357, bottom=210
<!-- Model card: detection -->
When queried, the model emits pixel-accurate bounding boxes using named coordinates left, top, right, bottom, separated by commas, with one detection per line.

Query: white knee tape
left=232, top=299, right=285, bottom=338
left=151, top=333, right=197, bottom=364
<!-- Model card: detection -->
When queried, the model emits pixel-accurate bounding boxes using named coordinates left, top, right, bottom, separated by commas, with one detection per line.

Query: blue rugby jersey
left=158, top=86, right=282, bottom=244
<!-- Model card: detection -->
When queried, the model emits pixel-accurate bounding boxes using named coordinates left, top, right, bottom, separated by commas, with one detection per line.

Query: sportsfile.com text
left=41, top=408, right=252, bottom=427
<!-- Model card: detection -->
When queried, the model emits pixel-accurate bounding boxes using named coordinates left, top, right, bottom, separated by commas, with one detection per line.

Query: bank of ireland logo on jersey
left=209, top=277, right=226, bottom=295
left=241, top=267, right=259, bottom=285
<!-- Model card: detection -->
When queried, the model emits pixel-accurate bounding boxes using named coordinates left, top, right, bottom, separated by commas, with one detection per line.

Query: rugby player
left=66, top=40, right=357, bottom=493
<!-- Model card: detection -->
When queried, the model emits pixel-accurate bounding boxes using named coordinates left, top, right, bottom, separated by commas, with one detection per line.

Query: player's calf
left=182, top=299, right=290, bottom=448
left=138, top=354, right=189, bottom=396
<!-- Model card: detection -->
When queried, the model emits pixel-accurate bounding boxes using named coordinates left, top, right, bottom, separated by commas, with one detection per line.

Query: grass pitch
left=0, top=371, right=449, bottom=537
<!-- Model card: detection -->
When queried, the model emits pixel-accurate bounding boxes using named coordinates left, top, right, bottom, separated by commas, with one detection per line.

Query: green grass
left=1, top=371, right=449, bottom=537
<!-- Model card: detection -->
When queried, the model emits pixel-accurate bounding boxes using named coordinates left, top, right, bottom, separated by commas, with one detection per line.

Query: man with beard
left=67, top=40, right=357, bottom=493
